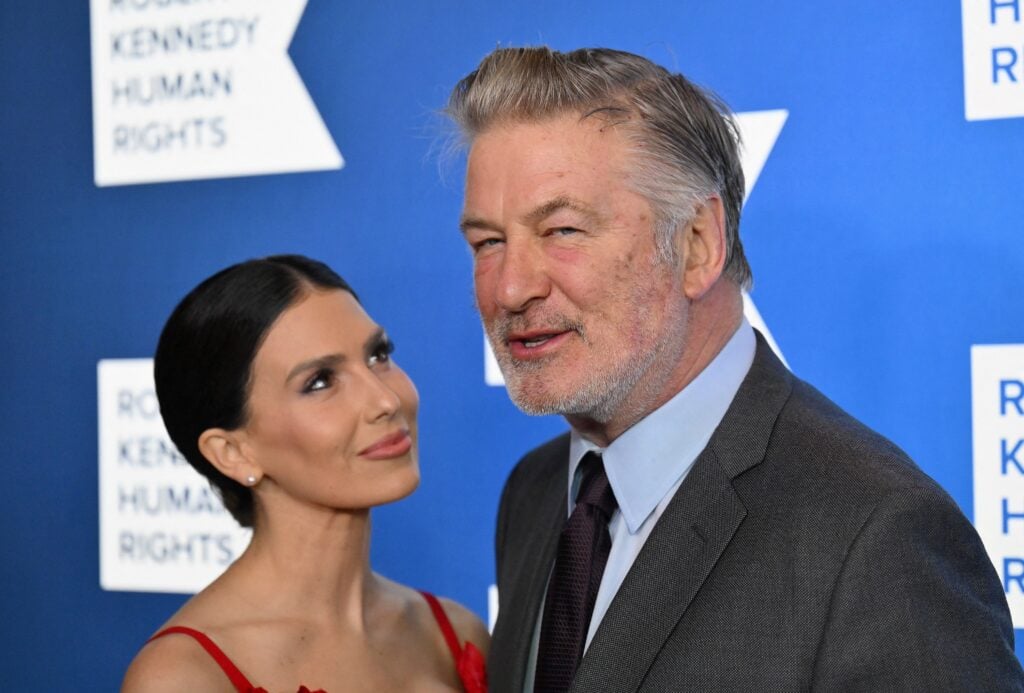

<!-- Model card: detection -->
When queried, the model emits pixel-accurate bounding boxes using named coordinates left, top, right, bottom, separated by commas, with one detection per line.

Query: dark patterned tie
left=534, top=452, right=618, bottom=692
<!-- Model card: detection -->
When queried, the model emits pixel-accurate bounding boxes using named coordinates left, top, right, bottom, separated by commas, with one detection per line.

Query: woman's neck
left=225, top=497, right=380, bottom=632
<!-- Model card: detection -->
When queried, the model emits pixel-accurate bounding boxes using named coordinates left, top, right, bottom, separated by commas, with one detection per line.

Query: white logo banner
left=90, top=0, right=342, bottom=186
left=98, top=359, right=251, bottom=593
left=962, top=0, right=1024, bottom=121
left=971, top=344, right=1024, bottom=626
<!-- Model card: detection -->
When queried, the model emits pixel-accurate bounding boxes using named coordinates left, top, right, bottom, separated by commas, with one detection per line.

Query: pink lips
left=359, top=429, right=413, bottom=459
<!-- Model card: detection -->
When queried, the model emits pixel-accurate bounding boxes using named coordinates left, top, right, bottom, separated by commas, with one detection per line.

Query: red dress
left=146, top=591, right=487, bottom=693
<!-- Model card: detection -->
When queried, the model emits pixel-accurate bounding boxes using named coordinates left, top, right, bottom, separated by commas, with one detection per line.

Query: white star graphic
left=735, top=109, right=788, bottom=367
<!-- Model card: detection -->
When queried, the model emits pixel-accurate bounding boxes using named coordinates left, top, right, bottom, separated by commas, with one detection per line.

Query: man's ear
left=680, top=196, right=728, bottom=300
left=198, top=428, right=263, bottom=487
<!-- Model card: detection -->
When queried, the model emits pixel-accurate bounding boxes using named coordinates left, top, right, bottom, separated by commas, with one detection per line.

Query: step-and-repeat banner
left=2, top=0, right=1022, bottom=687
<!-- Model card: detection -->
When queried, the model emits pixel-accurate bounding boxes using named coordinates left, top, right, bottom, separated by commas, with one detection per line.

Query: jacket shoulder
left=772, top=376, right=938, bottom=496
left=504, top=432, right=570, bottom=494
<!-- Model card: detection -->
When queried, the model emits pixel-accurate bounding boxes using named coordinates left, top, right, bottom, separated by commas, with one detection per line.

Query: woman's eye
left=303, top=369, right=334, bottom=393
left=368, top=340, right=395, bottom=368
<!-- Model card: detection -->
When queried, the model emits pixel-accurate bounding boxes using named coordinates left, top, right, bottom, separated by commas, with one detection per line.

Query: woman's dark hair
left=154, top=255, right=357, bottom=527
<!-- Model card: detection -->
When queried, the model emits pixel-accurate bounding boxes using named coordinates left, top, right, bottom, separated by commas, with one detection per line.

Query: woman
left=123, top=255, right=488, bottom=692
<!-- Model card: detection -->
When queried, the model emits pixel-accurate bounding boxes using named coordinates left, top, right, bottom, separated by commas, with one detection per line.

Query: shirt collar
left=568, top=319, right=756, bottom=533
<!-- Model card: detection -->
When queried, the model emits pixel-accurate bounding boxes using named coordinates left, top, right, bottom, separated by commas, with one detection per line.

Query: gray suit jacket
left=489, top=335, right=1023, bottom=691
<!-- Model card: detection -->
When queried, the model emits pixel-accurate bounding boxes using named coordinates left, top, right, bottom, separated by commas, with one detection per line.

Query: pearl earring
left=245, top=475, right=257, bottom=486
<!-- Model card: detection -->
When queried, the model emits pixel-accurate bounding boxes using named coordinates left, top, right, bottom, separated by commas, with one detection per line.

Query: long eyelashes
left=302, top=368, right=335, bottom=393
left=300, top=338, right=396, bottom=394
left=368, top=337, right=395, bottom=366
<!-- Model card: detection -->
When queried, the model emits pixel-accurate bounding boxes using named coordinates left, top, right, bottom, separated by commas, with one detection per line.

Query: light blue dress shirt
left=521, top=320, right=756, bottom=689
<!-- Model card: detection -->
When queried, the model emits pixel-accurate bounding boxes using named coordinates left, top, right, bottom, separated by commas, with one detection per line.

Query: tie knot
left=576, top=453, right=617, bottom=518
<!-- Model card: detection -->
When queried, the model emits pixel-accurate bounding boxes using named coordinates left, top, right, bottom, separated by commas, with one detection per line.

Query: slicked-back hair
left=154, top=255, right=357, bottom=527
left=447, top=46, right=751, bottom=288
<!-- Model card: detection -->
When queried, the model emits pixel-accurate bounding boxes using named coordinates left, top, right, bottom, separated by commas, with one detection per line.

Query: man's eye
left=303, top=369, right=334, bottom=393
left=473, top=237, right=504, bottom=252
left=553, top=226, right=580, bottom=236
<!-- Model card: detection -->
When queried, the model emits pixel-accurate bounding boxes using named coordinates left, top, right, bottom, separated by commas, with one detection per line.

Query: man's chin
left=504, top=384, right=563, bottom=416
left=503, top=374, right=601, bottom=418
left=501, top=374, right=566, bottom=415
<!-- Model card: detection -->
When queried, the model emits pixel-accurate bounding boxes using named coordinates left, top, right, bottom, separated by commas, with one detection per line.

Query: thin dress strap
left=420, top=591, right=463, bottom=663
left=148, top=626, right=255, bottom=693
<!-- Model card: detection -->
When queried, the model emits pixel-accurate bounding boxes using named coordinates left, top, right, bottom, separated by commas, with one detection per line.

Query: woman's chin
left=380, top=465, right=421, bottom=506
left=348, top=463, right=421, bottom=509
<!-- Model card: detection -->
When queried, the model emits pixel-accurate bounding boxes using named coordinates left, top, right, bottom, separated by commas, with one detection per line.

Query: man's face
left=461, top=114, right=691, bottom=431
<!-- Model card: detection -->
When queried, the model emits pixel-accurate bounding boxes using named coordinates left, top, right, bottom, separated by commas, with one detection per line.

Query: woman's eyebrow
left=285, top=353, right=344, bottom=383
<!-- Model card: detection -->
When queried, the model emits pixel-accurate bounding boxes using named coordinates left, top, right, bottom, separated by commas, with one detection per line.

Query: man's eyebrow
left=460, top=196, right=599, bottom=236
left=459, top=214, right=500, bottom=235
left=521, top=196, right=598, bottom=227
left=286, top=353, right=344, bottom=383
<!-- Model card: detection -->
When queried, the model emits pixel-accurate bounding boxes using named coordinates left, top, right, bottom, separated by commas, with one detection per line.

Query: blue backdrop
left=1, top=1, right=1021, bottom=687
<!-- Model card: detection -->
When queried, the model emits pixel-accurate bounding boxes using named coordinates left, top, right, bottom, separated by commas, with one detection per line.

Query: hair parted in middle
left=446, top=46, right=751, bottom=289
left=154, top=254, right=357, bottom=528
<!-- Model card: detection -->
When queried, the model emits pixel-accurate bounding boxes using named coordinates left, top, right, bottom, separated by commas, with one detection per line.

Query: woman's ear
left=198, top=428, right=263, bottom=488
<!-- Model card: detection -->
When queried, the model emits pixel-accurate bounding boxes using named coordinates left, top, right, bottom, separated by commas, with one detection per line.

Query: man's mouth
left=506, top=330, right=573, bottom=359
left=520, top=334, right=557, bottom=348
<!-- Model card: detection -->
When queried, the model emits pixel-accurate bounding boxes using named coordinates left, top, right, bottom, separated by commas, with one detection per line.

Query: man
left=448, top=47, right=1023, bottom=691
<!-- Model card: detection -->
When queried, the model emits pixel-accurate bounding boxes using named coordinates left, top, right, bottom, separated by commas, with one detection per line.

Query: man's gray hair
left=446, top=46, right=751, bottom=288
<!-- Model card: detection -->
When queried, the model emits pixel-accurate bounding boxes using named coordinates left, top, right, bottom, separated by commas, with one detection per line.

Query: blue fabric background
left=1, top=1, right=1021, bottom=686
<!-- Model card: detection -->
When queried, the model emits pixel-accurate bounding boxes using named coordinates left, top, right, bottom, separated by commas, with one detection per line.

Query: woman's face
left=241, top=289, right=419, bottom=511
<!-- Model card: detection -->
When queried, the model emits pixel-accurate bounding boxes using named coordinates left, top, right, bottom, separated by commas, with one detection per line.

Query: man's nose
left=493, top=236, right=550, bottom=312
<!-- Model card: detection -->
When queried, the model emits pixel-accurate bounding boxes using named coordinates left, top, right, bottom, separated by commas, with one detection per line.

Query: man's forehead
left=465, top=121, right=634, bottom=192
left=460, top=112, right=642, bottom=228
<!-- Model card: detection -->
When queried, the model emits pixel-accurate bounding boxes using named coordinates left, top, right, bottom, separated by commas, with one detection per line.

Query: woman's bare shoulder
left=121, top=628, right=230, bottom=693
left=435, top=595, right=491, bottom=656
left=373, top=574, right=491, bottom=655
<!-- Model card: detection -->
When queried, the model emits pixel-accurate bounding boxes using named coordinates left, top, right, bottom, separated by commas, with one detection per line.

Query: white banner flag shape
left=90, top=0, right=342, bottom=186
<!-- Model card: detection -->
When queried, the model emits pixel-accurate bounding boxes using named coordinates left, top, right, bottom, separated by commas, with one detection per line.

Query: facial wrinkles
left=470, top=116, right=693, bottom=432
left=486, top=242, right=684, bottom=426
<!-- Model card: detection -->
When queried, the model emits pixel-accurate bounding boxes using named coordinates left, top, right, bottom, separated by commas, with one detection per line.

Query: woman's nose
left=364, top=371, right=402, bottom=422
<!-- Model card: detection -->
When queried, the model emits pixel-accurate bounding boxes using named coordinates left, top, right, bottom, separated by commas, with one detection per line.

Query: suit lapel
left=570, top=448, right=745, bottom=691
left=571, top=334, right=793, bottom=691
left=490, top=441, right=567, bottom=691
